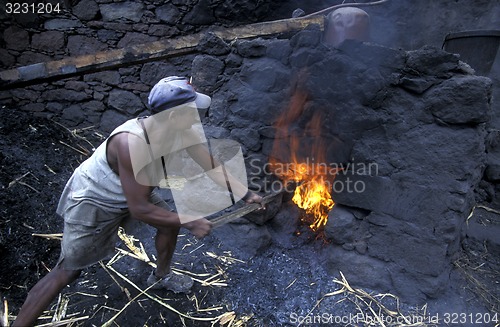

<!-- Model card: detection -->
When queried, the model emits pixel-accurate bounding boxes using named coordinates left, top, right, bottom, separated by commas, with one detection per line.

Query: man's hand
left=243, top=192, right=265, bottom=210
left=182, top=218, right=212, bottom=238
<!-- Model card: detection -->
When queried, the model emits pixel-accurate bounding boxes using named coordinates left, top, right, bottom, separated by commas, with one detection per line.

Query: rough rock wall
left=364, top=0, right=500, bottom=159
left=203, top=26, right=490, bottom=301
left=0, top=0, right=302, bottom=70
left=1, top=0, right=499, bottom=70
left=319, top=43, right=490, bottom=301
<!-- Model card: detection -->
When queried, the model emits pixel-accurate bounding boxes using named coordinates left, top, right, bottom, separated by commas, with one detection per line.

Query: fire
left=270, top=89, right=336, bottom=231
left=292, top=176, right=334, bottom=231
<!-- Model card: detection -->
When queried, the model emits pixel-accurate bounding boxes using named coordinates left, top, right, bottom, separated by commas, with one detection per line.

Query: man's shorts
left=56, top=192, right=171, bottom=270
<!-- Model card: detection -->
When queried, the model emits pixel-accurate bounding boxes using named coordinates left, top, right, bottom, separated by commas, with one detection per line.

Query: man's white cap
left=148, top=76, right=212, bottom=113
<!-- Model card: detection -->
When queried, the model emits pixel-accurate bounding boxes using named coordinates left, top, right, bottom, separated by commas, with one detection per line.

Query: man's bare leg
left=13, top=266, right=81, bottom=327
left=154, top=226, right=179, bottom=277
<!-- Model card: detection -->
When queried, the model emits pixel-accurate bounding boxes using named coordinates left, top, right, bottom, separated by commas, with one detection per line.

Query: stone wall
left=202, top=27, right=490, bottom=301
left=0, top=0, right=313, bottom=70
left=0, top=0, right=326, bottom=132
left=1, top=1, right=498, bottom=113
left=0, top=0, right=497, bottom=303
left=1, top=0, right=499, bottom=70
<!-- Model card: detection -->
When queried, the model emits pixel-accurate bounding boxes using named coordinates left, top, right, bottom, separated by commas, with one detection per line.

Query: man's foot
left=147, top=271, right=194, bottom=293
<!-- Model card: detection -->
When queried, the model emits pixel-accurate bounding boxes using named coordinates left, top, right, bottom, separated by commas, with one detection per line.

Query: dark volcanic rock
left=44, top=19, right=83, bottom=30
left=100, top=2, right=145, bottom=22
left=3, top=26, right=29, bottom=51
left=117, top=32, right=158, bottom=48
left=67, top=35, right=108, bottom=56
left=191, top=55, right=225, bottom=93
left=183, top=0, right=216, bottom=25
left=61, top=104, right=86, bottom=126
left=42, top=89, right=91, bottom=102
left=155, top=4, right=181, bottom=24
left=84, top=71, right=121, bottom=86
left=236, top=39, right=268, bottom=58
left=73, top=0, right=100, bottom=21
left=424, top=76, right=492, bottom=124
left=139, top=62, right=179, bottom=86
left=107, top=90, right=144, bottom=115
left=31, top=31, right=65, bottom=53
left=99, top=110, right=129, bottom=134
left=197, top=33, right=231, bottom=56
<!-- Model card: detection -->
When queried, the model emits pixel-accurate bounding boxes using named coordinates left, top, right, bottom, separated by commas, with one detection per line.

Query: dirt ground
left=1, top=106, right=499, bottom=327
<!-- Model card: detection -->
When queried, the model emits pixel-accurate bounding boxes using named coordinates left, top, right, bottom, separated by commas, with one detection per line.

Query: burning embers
left=269, top=91, right=337, bottom=231
left=292, top=175, right=334, bottom=231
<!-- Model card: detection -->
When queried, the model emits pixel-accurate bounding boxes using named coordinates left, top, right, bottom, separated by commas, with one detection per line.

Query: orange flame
left=270, top=90, right=336, bottom=231
left=292, top=176, right=334, bottom=231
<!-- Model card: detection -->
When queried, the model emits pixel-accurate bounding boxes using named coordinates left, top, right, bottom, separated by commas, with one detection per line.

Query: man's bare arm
left=185, top=140, right=263, bottom=205
left=112, top=133, right=211, bottom=236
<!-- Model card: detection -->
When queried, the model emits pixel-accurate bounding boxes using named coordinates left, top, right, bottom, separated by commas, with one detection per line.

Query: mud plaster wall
left=0, top=0, right=498, bottom=302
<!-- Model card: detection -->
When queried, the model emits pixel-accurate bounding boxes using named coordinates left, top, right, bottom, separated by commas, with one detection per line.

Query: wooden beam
left=0, top=15, right=324, bottom=90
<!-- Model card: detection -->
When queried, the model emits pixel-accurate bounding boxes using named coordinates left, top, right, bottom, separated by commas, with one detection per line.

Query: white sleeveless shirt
left=56, top=118, right=145, bottom=221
